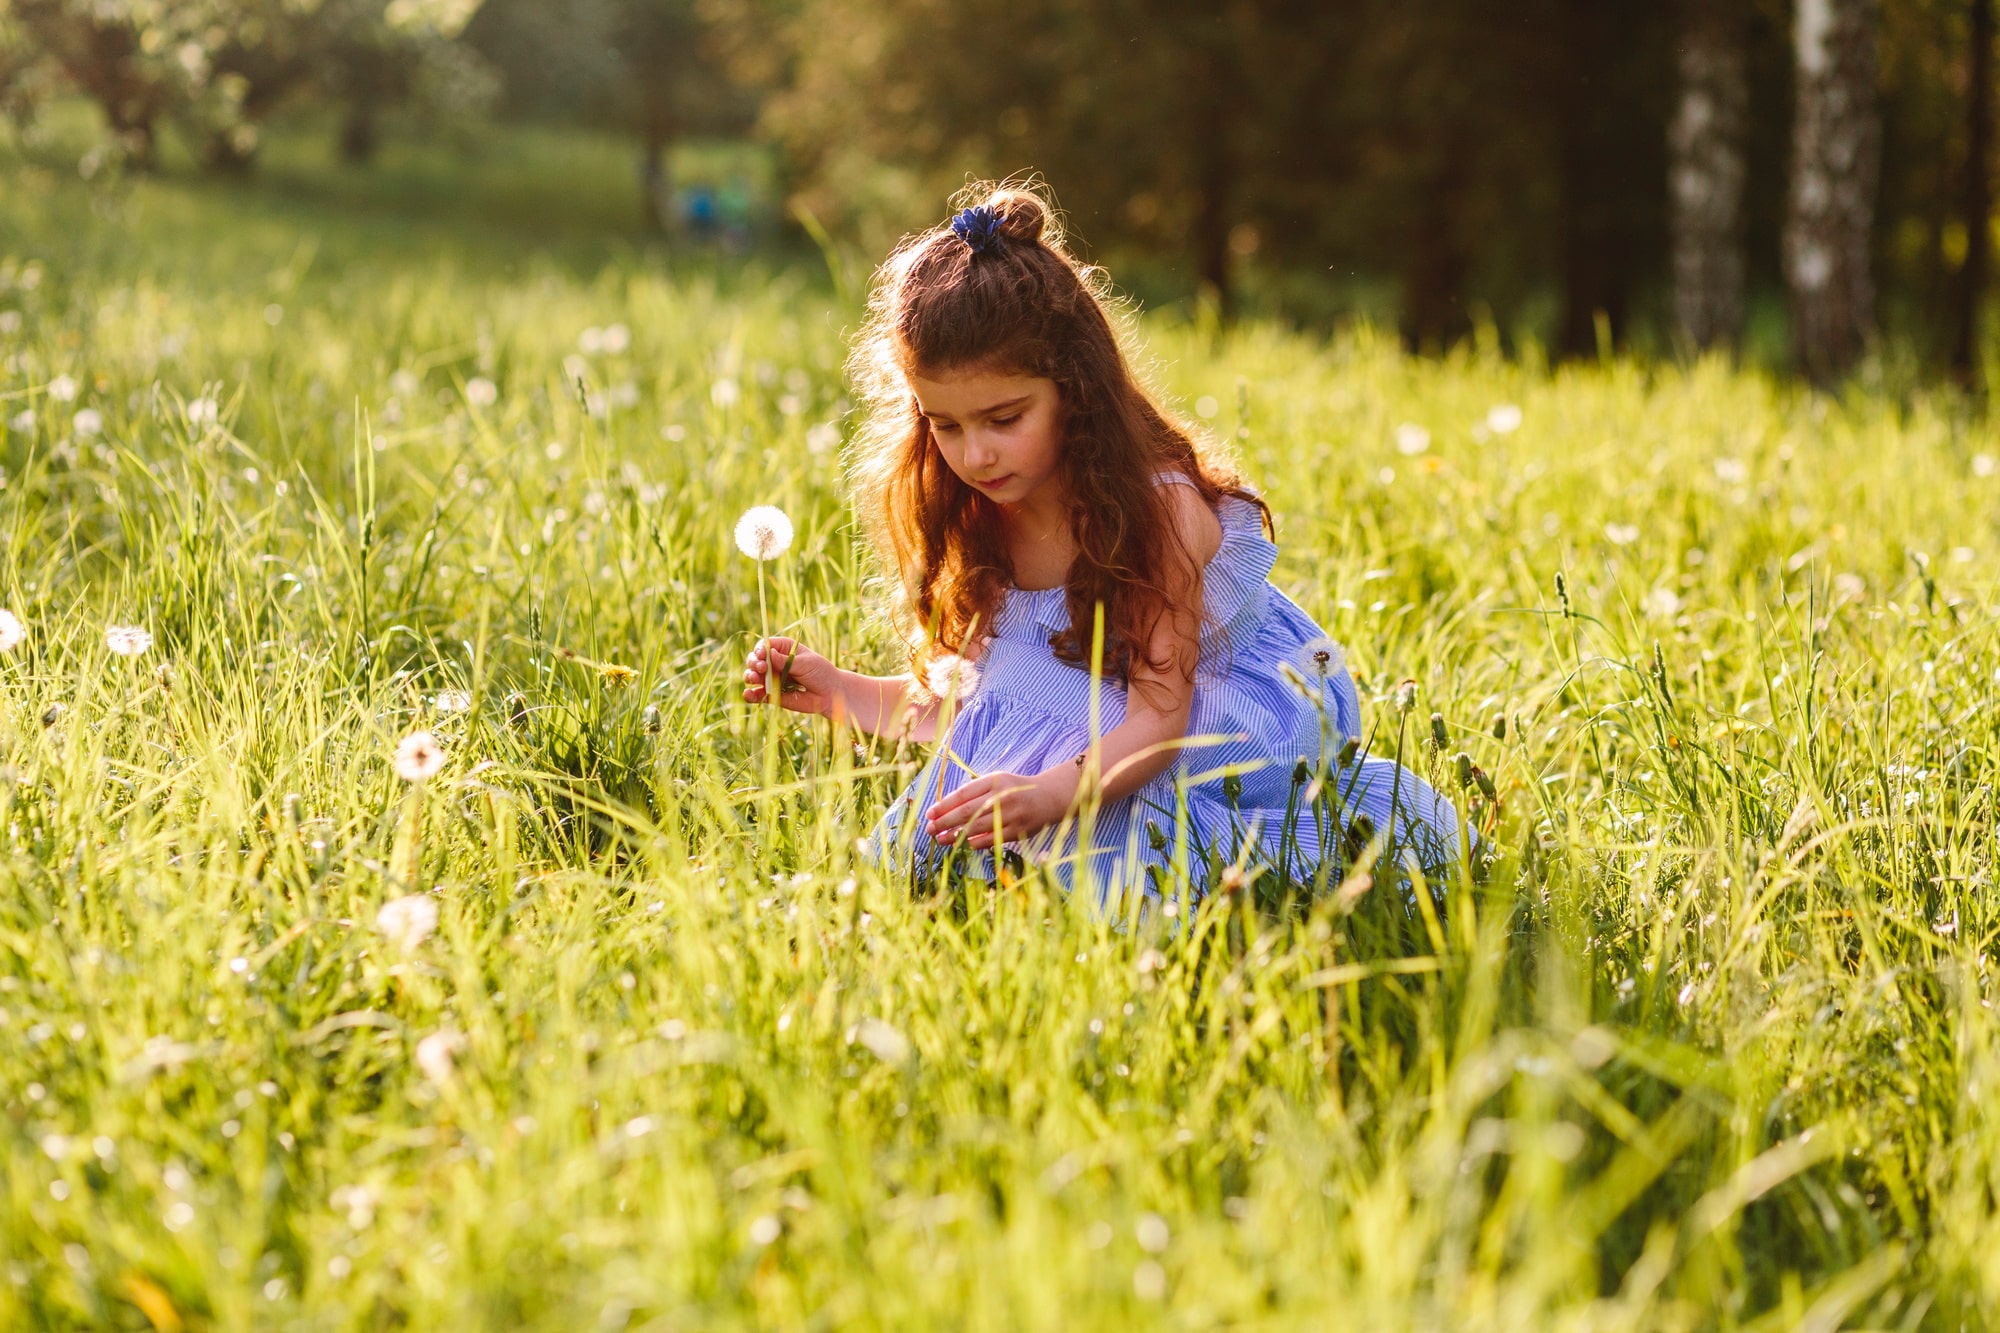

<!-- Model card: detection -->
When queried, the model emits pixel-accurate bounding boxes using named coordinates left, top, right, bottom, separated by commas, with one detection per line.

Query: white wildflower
left=1603, top=522, right=1639, bottom=546
left=711, top=377, right=741, bottom=408
left=47, top=374, right=77, bottom=403
left=105, top=624, right=152, bottom=657
left=186, top=398, right=219, bottom=427
left=1713, top=457, right=1749, bottom=484
left=464, top=377, right=497, bottom=407
left=389, top=369, right=421, bottom=397
left=0, top=610, right=24, bottom=652
left=1393, top=422, right=1430, bottom=456
left=1975, top=453, right=1997, bottom=478
left=10, top=409, right=34, bottom=432
left=375, top=894, right=438, bottom=954
left=602, top=323, right=630, bottom=355
left=414, top=1030, right=463, bottom=1085
left=734, top=505, right=794, bottom=561
left=434, top=690, right=472, bottom=714
left=72, top=408, right=103, bottom=437
left=392, top=730, right=445, bottom=781
left=1485, top=403, right=1523, bottom=434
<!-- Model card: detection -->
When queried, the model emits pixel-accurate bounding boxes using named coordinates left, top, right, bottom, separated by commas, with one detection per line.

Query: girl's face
left=910, top=368, right=1064, bottom=508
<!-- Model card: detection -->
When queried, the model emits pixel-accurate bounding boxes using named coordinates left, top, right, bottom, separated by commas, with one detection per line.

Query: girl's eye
left=932, top=421, right=960, bottom=434
left=991, top=415, right=1021, bottom=427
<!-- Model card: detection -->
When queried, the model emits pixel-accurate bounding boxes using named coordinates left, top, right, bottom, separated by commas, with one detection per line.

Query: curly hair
left=847, top=179, right=1266, bottom=684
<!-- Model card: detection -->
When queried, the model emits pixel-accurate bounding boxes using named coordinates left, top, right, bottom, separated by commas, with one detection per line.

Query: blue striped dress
left=872, top=476, right=1464, bottom=909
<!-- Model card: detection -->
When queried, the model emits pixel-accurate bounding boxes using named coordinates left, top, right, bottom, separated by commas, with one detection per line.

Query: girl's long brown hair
left=848, top=180, right=1266, bottom=684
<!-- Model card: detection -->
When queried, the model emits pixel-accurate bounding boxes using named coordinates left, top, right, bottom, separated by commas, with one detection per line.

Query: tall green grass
left=3, top=129, right=2000, bottom=1330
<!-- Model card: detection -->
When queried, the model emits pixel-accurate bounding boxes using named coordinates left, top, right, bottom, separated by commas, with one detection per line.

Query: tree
left=1787, top=0, right=1882, bottom=384
left=1668, top=0, right=1749, bottom=351
left=1952, top=0, right=1993, bottom=388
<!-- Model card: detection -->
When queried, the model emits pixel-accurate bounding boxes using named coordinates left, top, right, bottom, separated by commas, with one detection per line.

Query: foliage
left=4, top=121, right=2000, bottom=1329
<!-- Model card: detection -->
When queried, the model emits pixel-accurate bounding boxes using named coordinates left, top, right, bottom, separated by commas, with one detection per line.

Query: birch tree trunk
left=1786, top=0, right=1880, bottom=385
left=1668, top=0, right=1746, bottom=351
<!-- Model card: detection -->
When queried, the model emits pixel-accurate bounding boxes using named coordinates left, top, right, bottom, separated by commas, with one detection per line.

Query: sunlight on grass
left=2, top=136, right=1998, bottom=1329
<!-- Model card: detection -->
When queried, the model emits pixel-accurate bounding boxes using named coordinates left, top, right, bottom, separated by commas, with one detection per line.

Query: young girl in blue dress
left=743, top=185, right=1461, bottom=907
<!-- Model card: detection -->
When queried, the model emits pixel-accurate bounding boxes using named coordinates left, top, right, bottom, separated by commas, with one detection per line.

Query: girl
left=744, top=185, right=1461, bottom=906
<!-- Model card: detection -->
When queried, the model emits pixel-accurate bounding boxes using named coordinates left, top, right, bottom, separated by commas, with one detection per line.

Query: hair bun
left=985, top=190, right=1049, bottom=247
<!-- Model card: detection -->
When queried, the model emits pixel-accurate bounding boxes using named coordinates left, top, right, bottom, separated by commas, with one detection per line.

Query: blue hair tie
left=950, top=205, right=1006, bottom=256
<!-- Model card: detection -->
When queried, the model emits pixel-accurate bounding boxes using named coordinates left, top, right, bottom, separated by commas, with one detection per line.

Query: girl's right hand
left=743, top=637, right=839, bottom=715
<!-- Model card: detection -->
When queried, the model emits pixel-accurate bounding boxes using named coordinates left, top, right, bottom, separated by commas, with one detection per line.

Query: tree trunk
left=639, top=96, right=675, bottom=231
left=1786, top=0, right=1880, bottom=386
left=1668, top=0, right=1748, bottom=351
left=1953, top=0, right=1994, bottom=390
left=1399, top=146, right=1471, bottom=354
left=340, top=104, right=379, bottom=164
left=1555, top=0, right=1629, bottom=358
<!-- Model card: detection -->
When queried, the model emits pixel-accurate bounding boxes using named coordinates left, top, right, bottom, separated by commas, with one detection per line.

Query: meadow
left=3, top=122, right=2000, bottom=1330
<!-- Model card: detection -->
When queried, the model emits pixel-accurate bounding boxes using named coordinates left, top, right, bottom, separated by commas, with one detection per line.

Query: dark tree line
left=6, top=0, right=1998, bottom=384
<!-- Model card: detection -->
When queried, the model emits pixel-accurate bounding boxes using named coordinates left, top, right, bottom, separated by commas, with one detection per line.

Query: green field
left=4, top=125, right=2000, bottom=1330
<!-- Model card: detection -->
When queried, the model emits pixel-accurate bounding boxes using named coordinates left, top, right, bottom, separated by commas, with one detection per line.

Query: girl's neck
left=999, top=485, right=1075, bottom=592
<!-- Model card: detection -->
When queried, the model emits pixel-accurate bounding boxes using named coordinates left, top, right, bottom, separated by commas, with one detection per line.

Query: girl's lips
left=975, top=474, right=1012, bottom=489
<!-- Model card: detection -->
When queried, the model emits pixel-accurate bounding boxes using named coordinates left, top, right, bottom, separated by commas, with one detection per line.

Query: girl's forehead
left=908, top=368, right=1053, bottom=414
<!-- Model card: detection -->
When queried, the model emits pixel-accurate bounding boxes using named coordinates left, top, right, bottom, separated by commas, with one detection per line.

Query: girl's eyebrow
left=922, top=394, right=1031, bottom=421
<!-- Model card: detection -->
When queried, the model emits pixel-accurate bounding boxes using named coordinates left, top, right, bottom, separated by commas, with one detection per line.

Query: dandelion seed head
left=48, top=374, right=77, bottom=403
left=711, top=377, right=741, bottom=408
left=433, top=690, right=472, bottom=714
left=1393, top=422, right=1430, bottom=456
left=922, top=652, right=980, bottom=701
left=734, top=505, right=794, bottom=561
left=72, top=408, right=102, bottom=438
left=0, top=610, right=24, bottom=653
left=1293, top=636, right=1345, bottom=683
left=1486, top=403, right=1523, bottom=435
left=414, top=1029, right=463, bottom=1084
left=186, top=398, right=218, bottom=427
left=393, top=730, right=445, bottom=781
left=375, top=894, right=438, bottom=954
left=464, top=377, right=498, bottom=407
left=1604, top=522, right=1639, bottom=546
left=105, top=624, right=152, bottom=657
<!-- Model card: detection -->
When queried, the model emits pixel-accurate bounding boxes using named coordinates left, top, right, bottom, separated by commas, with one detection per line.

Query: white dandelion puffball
left=105, top=624, right=152, bottom=657
left=734, top=505, right=794, bottom=561
left=376, top=894, right=438, bottom=954
left=186, top=398, right=219, bottom=427
left=1485, top=403, right=1523, bottom=435
left=711, top=377, right=741, bottom=408
left=923, top=652, right=980, bottom=701
left=434, top=690, right=472, bottom=714
left=1393, top=423, right=1431, bottom=456
left=415, top=1030, right=463, bottom=1085
left=47, top=374, right=77, bottom=403
left=0, top=610, right=24, bottom=652
left=1294, top=636, right=1347, bottom=683
left=72, top=408, right=103, bottom=438
left=1603, top=522, right=1640, bottom=546
left=393, top=730, right=446, bottom=781
left=464, top=377, right=498, bottom=407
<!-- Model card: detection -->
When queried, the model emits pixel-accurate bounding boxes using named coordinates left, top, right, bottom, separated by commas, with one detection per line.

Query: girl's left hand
left=926, top=767, right=1077, bottom=850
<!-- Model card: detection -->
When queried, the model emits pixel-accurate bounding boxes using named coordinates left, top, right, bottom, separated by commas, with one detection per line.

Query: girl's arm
left=926, top=487, right=1222, bottom=849
left=826, top=667, right=945, bottom=742
left=744, top=637, right=943, bottom=740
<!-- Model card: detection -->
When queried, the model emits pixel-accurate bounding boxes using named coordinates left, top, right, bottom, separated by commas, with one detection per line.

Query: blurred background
left=0, top=0, right=1986, bottom=387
